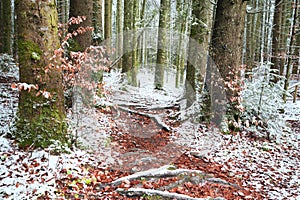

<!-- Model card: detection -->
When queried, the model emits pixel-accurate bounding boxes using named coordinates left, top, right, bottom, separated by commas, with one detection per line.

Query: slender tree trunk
left=271, top=0, right=283, bottom=82
left=283, top=0, right=298, bottom=102
left=131, top=0, right=140, bottom=86
left=15, top=0, right=69, bottom=148
left=154, top=0, right=170, bottom=89
left=122, top=0, right=133, bottom=73
left=116, top=0, right=123, bottom=68
left=175, top=0, right=189, bottom=87
left=93, top=0, right=103, bottom=45
left=104, top=0, right=112, bottom=40
left=139, top=0, right=147, bottom=67
left=0, top=0, right=12, bottom=54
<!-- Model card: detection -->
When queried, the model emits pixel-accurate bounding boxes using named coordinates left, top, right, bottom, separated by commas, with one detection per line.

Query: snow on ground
left=1, top=65, right=300, bottom=199
left=0, top=135, right=100, bottom=199
left=207, top=131, right=300, bottom=199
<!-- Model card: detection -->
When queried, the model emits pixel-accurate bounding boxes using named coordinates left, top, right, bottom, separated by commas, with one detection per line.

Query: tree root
left=111, top=165, right=208, bottom=186
left=116, top=188, right=225, bottom=200
left=118, top=106, right=171, bottom=131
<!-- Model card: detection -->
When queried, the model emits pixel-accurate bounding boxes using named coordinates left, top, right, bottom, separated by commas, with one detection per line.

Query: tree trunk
left=69, top=0, right=93, bottom=51
left=283, top=0, right=298, bottom=102
left=130, top=0, right=140, bottom=87
left=116, top=0, right=123, bottom=68
left=0, top=0, right=12, bottom=54
left=154, top=0, right=170, bottom=89
left=271, top=0, right=283, bottom=82
left=93, top=0, right=103, bottom=45
left=104, top=0, right=112, bottom=40
left=186, top=0, right=213, bottom=107
left=209, top=0, right=247, bottom=125
left=122, top=0, right=133, bottom=73
left=15, top=0, right=69, bottom=148
left=175, top=0, right=190, bottom=88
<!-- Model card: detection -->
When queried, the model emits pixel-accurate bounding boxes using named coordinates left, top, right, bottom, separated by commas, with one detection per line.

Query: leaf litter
left=0, top=68, right=299, bottom=199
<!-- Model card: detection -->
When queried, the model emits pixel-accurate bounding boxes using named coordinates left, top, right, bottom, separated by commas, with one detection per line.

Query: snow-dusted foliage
left=0, top=54, right=19, bottom=81
left=241, top=63, right=289, bottom=140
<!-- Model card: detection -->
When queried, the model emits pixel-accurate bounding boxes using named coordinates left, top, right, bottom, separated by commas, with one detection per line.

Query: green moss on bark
left=14, top=92, right=69, bottom=149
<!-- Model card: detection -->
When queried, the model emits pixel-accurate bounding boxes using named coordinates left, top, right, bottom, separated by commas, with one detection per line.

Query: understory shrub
left=241, top=63, right=290, bottom=141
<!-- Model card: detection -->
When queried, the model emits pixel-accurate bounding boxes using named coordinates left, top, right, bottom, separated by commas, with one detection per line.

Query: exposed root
left=116, top=188, right=225, bottom=200
left=118, top=106, right=171, bottom=131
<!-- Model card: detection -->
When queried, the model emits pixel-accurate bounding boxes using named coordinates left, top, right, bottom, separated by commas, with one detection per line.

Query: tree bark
left=116, top=0, right=123, bottom=68
left=271, top=0, right=283, bottom=82
left=92, top=0, right=103, bottom=45
left=104, top=0, right=112, bottom=40
left=69, top=0, right=93, bottom=51
left=0, top=0, right=12, bottom=54
left=15, top=0, right=69, bottom=148
left=283, top=0, right=298, bottom=102
left=209, top=0, right=247, bottom=125
left=122, top=0, right=133, bottom=73
left=186, top=0, right=212, bottom=107
left=154, top=0, right=170, bottom=89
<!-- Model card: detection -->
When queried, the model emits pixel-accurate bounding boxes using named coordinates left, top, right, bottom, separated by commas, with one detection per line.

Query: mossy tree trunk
left=15, top=0, right=69, bottom=148
left=69, top=0, right=93, bottom=51
left=154, top=0, right=170, bottom=89
left=92, top=0, right=103, bottom=45
left=122, top=0, right=133, bottom=73
left=0, top=0, right=12, bottom=54
left=122, top=0, right=138, bottom=86
left=185, top=0, right=212, bottom=107
left=209, top=0, right=247, bottom=124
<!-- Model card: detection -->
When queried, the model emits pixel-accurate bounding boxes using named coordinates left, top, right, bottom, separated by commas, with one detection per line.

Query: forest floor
left=0, top=69, right=300, bottom=199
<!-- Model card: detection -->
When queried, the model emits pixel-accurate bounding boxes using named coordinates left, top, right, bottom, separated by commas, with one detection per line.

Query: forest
left=0, top=0, right=299, bottom=199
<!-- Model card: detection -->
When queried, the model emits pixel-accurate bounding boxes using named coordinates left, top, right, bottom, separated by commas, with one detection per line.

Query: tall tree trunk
left=104, top=0, right=112, bottom=40
left=69, top=0, right=93, bottom=51
left=185, top=0, right=212, bottom=107
left=93, top=0, right=103, bottom=45
left=271, top=0, right=283, bottom=82
left=122, top=0, right=133, bottom=73
left=116, top=0, right=123, bottom=68
left=154, top=0, right=170, bottom=89
left=175, top=0, right=190, bottom=87
left=131, top=0, right=140, bottom=86
left=283, top=0, right=298, bottom=102
left=0, top=0, right=12, bottom=54
left=279, top=0, right=288, bottom=76
left=15, top=0, right=69, bottom=148
left=209, top=0, right=247, bottom=126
